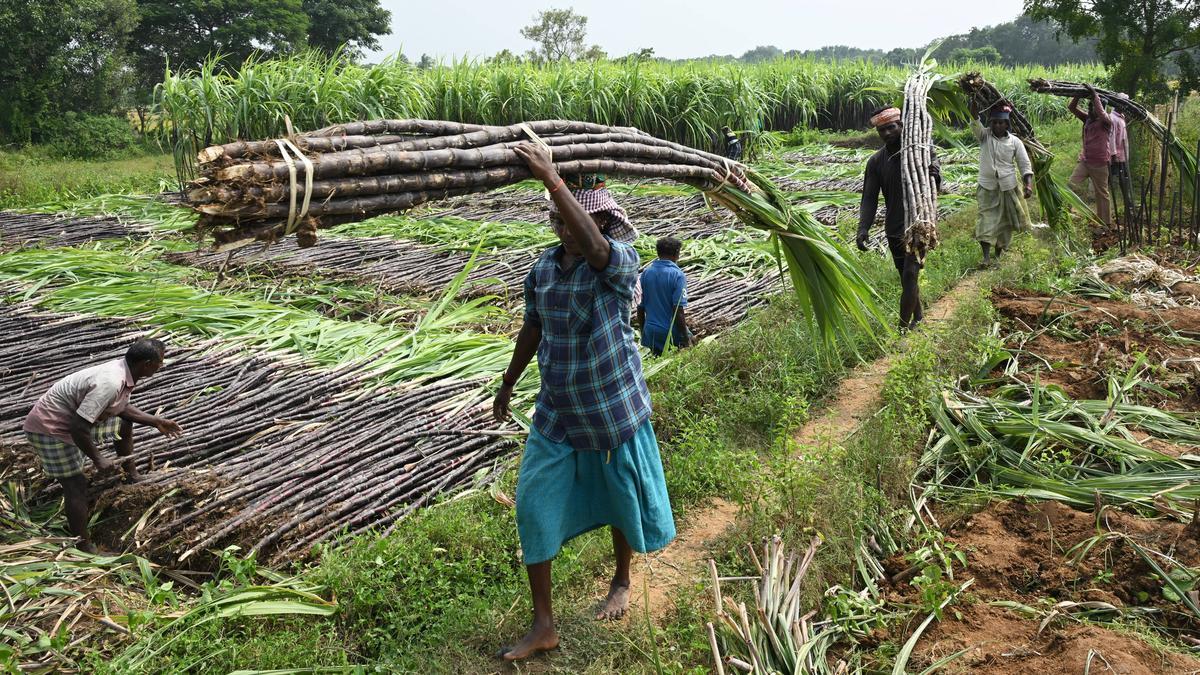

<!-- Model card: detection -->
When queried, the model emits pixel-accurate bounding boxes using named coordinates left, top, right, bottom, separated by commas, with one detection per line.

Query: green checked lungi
left=24, top=417, right=122, bottom=478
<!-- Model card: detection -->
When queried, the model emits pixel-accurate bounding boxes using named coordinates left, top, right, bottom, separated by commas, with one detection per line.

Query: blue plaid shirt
left=525, top=239, right=651, bottom=452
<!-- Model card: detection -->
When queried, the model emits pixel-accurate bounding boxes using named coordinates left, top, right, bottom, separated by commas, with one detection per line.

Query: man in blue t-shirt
left=637, top=237, right=693, bottom=356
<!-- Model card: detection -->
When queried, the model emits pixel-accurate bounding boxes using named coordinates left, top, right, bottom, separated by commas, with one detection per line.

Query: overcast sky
left=369, top=1, right=1027, bottom=62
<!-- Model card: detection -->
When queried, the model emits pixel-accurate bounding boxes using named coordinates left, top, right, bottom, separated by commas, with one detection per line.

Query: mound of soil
left=918, top=602, right=1200, bottom=674
left=992, top=288, right=1200, bottom=336
left=992, top=288, right=1200, bottom=409
left=91, top=472, right=231, bottom=568
left=901, top=500, right=1200, bottom=673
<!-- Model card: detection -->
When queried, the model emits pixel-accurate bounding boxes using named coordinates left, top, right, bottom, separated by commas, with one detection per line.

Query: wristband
left=546, top=178, right=565, bottom=194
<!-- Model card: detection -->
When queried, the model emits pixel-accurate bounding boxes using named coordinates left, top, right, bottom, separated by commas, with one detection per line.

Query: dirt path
left=630, top=273, right=982, bottom=618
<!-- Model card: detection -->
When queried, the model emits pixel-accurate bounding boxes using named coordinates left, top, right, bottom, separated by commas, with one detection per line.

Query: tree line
left=4, top=2, right=1200, bottom=149
left=0, top=0, right=390, bottom=144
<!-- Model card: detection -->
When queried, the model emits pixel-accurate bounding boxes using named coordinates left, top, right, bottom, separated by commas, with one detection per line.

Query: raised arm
left=1068, top=97, right=1087, bottom=122
left=1088, top=86, right=1112, bottom=127
left=513, top=143, right=611, bottom=271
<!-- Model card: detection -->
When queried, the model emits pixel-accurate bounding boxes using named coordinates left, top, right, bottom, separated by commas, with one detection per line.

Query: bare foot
left=122, top=460, right=142, bottom=484
left=78, top=539, right=100, bottom=555
left=499, top=624, right=559, bottom=662
left=596, top=580, right=630, bottom=620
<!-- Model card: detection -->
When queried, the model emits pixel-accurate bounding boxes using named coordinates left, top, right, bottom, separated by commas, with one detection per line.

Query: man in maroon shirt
left=1067, top=84, right=1114, bottom=228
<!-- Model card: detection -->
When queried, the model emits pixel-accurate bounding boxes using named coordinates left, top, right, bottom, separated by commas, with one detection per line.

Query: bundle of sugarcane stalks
left=901, top=69, right=940, bottom=263
left=188, top=119, right=885, bottom=340
left=1028, top=78, right=1198, bottom=188
left=959, top=72, right=1094, bottom=228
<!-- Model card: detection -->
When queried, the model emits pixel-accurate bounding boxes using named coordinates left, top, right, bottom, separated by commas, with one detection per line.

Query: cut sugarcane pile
left=188, top=119, right=753, bottom=247
left=188, top=118, right=885, bottom=340
left=0, top=306, right=516, bottom=562
left=901, top=71, right=940, bottom=264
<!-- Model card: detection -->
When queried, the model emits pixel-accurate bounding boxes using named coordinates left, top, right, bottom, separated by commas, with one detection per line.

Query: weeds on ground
left=0, top=147, right=174, bottom=209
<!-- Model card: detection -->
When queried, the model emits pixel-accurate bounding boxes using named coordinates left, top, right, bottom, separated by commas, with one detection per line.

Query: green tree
left=131, top=0, right=309, bottom=93
left=1024, top=0, right=1200, bottom=99
left=0, top=0, right=138, bottom=143
left=520, top=8, right=588, bottom=62
left=582, top=44, right=607, bottom=61
left=947, top=46, right=1002, bottom=63
left=488, top=49, right=523, bottom=65
left=302, top=0, right=391, bottom=58
left=740, top=45, right=783, bottom=63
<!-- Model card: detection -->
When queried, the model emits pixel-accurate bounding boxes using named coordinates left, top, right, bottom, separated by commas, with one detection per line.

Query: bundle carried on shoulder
left=185, top=118, right=886, bottom=342
left=900, top=71, right=939, bottom=263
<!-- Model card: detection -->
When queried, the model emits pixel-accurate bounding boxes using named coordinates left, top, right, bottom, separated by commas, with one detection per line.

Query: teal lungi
left=515, top=419, right=676, bottom=565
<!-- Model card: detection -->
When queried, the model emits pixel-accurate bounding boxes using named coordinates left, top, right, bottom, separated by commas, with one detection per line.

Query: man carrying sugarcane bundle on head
left=21, top=339, right=183, bottom=554
left=857, top=106, right=942, bottom=331
left=1068, top=84, right=1114, bottom=229
left=969, top=100, right=1033, bottom=266
left=493, top=148, right=676, bottom=662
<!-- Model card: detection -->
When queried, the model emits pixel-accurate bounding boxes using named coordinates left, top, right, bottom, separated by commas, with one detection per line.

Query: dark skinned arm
left=1068, top=97, right=1088, bottom=122
left=119, top=404, right=183, bottom=437
left=636, top=306, right=646, bottom=328
left=673, top=306, right=692, bottom=346
left=512, top=143, right=611, bottom=270
left=493, top=320, right=542, bottom=422
left=1089, top=87, right=1112, bottom=127
left=68, top=413, right=112, bottom=472
left=857, top=157, right=880, bottom=250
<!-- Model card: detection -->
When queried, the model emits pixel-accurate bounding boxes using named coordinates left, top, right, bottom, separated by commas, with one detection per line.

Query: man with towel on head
left=493, top=149, right=676, bottom=662
left=858, top=106, right=942, bottom=331
left=969, top=100, right=1033, bottom=266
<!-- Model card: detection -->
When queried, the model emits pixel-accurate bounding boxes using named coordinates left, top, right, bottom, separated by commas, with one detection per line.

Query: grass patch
left=0, top=147, right=175, bottom=210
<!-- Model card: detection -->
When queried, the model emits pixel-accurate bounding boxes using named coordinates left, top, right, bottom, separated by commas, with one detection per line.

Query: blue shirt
left=638, top=259, right=688, bottom=334
left=524, top=240, right=651, bottom=452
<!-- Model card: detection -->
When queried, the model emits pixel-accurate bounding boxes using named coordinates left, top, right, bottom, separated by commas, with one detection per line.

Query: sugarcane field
left=9, top=3, right=1200, bottom=674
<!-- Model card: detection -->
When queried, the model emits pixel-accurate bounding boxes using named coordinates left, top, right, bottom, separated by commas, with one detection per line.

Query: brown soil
left=905, top=500, right=1200, bottom=672
left=991, top=288, right=1200, bottom=409
left=992, top=288, right=1200, bottom=336
left=91, top=472, right=231, bottom=568
left=918, top=602, right=1200, bottom=674
left=628, top=497, right=738, bottom=619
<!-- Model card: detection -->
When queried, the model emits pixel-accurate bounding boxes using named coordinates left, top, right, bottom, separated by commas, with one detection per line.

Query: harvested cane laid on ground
left=187, top=119, right=883, bottom=340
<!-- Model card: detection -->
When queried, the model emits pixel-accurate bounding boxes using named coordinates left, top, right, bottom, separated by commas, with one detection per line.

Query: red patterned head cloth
left=869, top=107, right=901, bottom=128
left=548, top=175, right=638, bottom=243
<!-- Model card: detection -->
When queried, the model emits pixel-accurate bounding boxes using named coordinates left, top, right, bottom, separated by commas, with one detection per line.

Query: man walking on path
left=858, top=106, right=942, bottom=331
left=638, top=236, right=693, bottom=356
left=22, top=339, right=183, bottom=554
left=493, top=147, right=675, bottom=662
left=970, top=101, right=1033, bottom=265
left=1068, top=84, right=1114, bottom=228
left=1108, top=93, right=1133, bottom=220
